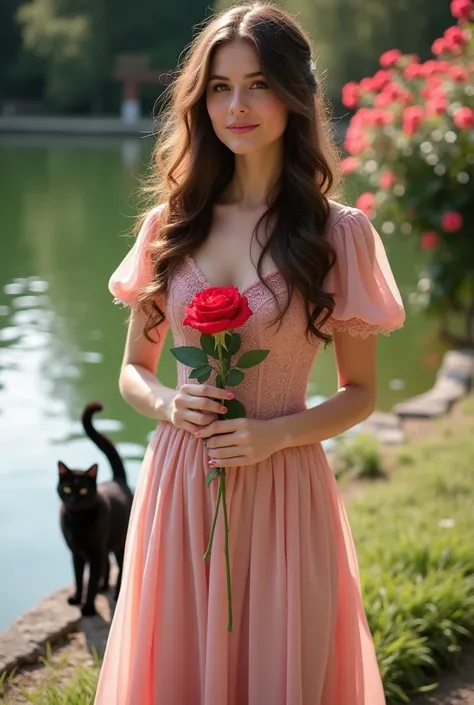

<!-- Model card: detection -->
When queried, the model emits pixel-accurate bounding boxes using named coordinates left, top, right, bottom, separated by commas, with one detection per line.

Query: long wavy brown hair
left=137, top=2, right=342, bottom=344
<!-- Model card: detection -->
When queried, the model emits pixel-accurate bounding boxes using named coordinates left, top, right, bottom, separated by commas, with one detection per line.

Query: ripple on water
left=80, top=351, right=103, bottom=364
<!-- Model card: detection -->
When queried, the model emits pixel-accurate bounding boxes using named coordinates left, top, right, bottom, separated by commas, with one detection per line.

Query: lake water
left=0, top=135, right=447, bottom=632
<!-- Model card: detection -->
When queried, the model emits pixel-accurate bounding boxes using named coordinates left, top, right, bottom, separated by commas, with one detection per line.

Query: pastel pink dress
left=94, top=200, right=405, bottom=705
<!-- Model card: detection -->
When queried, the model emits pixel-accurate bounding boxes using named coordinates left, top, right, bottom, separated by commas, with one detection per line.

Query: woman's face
left=206, top=40, right=288, bottom=155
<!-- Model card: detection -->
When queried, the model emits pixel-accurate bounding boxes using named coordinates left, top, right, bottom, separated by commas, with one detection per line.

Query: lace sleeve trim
left=326, top=316, right=404, bottom=338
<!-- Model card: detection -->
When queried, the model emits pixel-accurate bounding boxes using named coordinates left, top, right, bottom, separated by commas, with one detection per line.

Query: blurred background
left=0, top=0, right=455, bottom=632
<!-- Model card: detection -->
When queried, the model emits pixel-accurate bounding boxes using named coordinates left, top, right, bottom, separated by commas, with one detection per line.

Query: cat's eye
left=79, top=488, right=88, bottom=495
left=63, top=486, right=72, bottom=494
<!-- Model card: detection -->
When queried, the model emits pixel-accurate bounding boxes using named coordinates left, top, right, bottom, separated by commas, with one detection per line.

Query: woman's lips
left=227, top=124, right=258, bottom=134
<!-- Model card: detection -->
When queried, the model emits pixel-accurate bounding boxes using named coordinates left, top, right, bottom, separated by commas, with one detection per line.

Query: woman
left=94, top=3, right=405, bottom=704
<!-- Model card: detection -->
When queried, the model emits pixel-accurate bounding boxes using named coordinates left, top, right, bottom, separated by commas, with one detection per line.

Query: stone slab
left=361, top=411, right=405, bottom=445
left=0, top=585, right=81, bottom=677
left=393, top=349, right=474, bottom=420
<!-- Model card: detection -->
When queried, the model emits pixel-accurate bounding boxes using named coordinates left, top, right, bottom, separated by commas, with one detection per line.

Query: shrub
left=341, top=0, right=474, bottom=337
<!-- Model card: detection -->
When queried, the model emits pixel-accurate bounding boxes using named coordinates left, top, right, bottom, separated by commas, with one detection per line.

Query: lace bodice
left=109, top=201, right=405, bottom=420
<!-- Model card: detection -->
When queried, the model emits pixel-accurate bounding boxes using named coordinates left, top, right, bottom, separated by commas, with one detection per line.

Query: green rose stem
left=203, top=333, right=233, bottom=632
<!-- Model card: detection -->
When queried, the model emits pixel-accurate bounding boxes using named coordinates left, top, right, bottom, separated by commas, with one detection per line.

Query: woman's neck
left=222, top=140, right=283, bottom=209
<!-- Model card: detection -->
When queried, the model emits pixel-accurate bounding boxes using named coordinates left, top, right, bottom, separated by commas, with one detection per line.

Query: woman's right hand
left=166, top=383, right=233, bottom=434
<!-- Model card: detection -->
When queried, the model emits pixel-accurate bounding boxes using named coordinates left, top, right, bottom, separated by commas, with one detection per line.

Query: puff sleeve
left=108, top=206, right=163, bottom=308
left=324, top=207, right=405, bottom=337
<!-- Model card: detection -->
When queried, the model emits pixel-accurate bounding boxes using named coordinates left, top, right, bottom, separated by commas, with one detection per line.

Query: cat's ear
left=58, top=461, right=70, bottom=476
left=85, top=464, right=98, bottom=479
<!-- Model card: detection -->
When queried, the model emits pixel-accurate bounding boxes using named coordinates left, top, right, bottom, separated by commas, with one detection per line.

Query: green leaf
left=228, top=332, right=241, bottom=355
left=170, top=346, right=208, bottom=368
left=235, top=349, right=270, bottom=369
left=189, top=364, right=212, bottom=383
left=205, top=467, right=221, bottom=486
left=224, top=398, right=246, bottom=419
left=200, top=334, right=219, bottom=360
left=226, top=368, right=244, bottom=386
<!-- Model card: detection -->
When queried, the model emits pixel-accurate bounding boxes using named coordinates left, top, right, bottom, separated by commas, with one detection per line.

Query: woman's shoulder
left=325, top=199, right=366, bottom=234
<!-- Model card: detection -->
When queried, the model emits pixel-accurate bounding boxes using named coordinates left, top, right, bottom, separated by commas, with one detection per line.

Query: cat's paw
left=81, top=602, right=98, bottom=617
left=67, top=594, right=82, bottom=606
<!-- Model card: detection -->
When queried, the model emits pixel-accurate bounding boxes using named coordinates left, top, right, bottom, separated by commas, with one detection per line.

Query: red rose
left=451, top=0, right=473, bottom=19
left=420, top=232, right=439, bottom=251
left=356, top=192, right=376, bottom=216
left=441, top=211, right=463, bottom=232
left=432, top=38, right=448, bottom=56
left=342, top=81, right=360, bottom=108
left=443, top=26, right=467, bottom=54
left=454, top=107, right=474, bottom=129
left=341, top=157, right=359, bottom=174
left=403, top=106, right=424, bottom=135
left=380, top=171, right=396, bottom=189
left=450, top=65, right=469, bottom=81
left=379, top=49, right=402, bottom=68
left=183, top=286, right=252, bottom=334
left=427, top=96, right=448, bottom=116
left=404, top=64, right=424, bottom=80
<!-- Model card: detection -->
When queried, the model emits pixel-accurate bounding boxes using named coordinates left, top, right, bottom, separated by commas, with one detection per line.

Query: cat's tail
left=82, top=402, right=128, bottom=484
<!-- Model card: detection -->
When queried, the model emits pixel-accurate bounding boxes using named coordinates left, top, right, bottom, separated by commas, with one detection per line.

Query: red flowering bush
left=341, top=0, right=474, bottom=328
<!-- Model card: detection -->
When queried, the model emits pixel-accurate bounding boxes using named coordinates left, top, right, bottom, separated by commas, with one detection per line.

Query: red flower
left=183, top=286, right=252, bottom=334
left=441, top=211, right=463, bottom=232
left=356, top=192, right=376, bottom=216
left=341, top=157, right=359, bottom=174
left=360, top=77, right=376, bottom=92
left=444, top=26, right=467, bottom=54
left=380, top=171, right=396, bottom=189
left=380, top=49, right=402, bottom=68
left=427, top=96, right=448, bottom=116
left=432, top=38, right=448, bottom=55
left=450, top=65, right=469, bottom=81
left=372, top=70, right=391, bottom=91
left=454, top=107, right=474, bottom=128
left=451, top=0, right=473, bottom=20
left=420, top=232, right=439, bottom=251
left=342, top=82, right=360, bottom=108
left=403, top=106, right=424, bottom=135
left=404, top=64, right=424, bottom=80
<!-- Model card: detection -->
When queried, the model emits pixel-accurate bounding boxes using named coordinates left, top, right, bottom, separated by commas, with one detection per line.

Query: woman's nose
left=229, top=89, right=249, bottom=115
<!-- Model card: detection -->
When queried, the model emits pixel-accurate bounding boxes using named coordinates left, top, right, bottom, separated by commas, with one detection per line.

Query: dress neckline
left=185, top=254, right=282, bottom=295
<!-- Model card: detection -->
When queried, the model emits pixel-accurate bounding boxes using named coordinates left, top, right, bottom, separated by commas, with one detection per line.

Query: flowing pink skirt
left=94, top=422, right=385, bottom=705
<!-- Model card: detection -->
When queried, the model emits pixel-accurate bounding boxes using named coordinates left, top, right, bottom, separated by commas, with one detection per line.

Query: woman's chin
left=223, top=138, right=264, bottom=156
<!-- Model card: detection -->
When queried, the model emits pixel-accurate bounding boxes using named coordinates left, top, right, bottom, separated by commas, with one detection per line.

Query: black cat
left=57, top=402, right=133, bottom=617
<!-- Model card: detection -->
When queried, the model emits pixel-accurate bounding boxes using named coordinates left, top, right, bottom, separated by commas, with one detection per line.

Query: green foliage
left=335, top=432, right=384, bottom=479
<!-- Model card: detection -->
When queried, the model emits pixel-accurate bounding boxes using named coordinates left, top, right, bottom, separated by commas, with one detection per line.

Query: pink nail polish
left=208, top=459, right=216, bottom=466
left=227, top=392, right=234, bottom=399
left=195, top=431, right=202, bottom=437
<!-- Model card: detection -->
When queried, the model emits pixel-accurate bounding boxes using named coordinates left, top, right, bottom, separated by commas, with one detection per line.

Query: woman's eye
left=212, top=83, right=229, bottom=92
left=250, top=81, right=269, bottom=90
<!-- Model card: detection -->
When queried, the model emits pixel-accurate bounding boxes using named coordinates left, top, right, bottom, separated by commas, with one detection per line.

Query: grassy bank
left=3, top=398, right=474, bottom=704
left=351, top=400, right=474, bottom=702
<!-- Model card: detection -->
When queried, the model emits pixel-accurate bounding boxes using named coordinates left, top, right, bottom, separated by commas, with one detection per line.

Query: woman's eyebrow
left=208, top=71, right=263, bottom=81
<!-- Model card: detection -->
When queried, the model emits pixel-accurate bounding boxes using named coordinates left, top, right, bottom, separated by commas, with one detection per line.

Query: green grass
left=0, top=645, right=100, bottom=704
left=335, top=432, right=385, bottom=480
left=5, top=398, right=474, bottom=704
left=351, top=398, right=474, bottom=703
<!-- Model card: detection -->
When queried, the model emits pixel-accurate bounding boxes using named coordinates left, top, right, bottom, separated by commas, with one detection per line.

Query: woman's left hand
left=195, top=417, right=280, bottom=468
